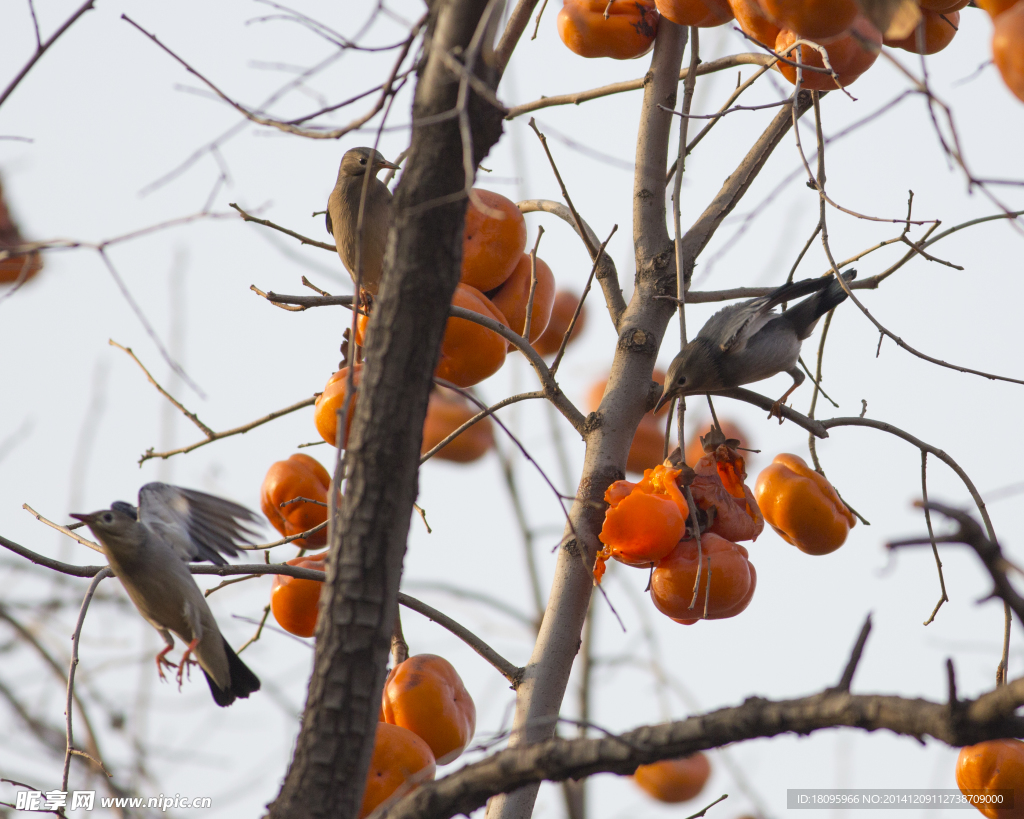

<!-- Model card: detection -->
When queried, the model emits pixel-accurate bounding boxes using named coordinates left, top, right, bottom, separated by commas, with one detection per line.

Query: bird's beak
left=377, top=159, right=400, bottom=171
left=653, top=387, right=675, bottom=415
left=69, top=512, right=95, bottom=523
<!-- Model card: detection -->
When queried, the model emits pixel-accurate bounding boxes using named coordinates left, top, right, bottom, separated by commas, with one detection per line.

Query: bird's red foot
left=767, top=400, right=786, bottom=424
left=155, top=646, right=178, bottom=682
left=175, top=639, right=200, bottom=690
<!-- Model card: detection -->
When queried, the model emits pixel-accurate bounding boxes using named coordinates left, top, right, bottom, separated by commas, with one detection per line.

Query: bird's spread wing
left=137, top=483, right=261, bottom=565
left=700, top=276, right=834, bottom=353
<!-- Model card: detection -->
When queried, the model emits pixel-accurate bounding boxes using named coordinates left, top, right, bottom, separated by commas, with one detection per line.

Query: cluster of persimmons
left=593, top=418, right=855, bottom=626
left=556, top=0, right=1024, bottom=102
left=314, top=188, right=588, bottom=460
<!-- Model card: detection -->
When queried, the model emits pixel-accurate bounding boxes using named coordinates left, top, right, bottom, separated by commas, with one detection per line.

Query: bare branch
left=506, top=54, right=776, bottom=119
left=0, top=0, right=96, bottom=109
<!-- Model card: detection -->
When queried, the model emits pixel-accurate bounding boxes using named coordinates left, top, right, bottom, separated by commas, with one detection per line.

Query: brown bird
left=326, top=147, right=400, bottom=295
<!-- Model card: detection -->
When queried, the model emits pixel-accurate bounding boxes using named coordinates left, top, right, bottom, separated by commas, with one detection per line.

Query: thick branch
left=381, top=678, right=1024, bottom=819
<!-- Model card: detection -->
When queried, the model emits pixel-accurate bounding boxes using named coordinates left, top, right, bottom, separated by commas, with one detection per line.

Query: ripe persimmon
left=315, top=366, right=362, bottom=447
left=650, top=534, right=756, bottom=624
left=634, top=753, right=711, bottom=802
left=382, top=654, right=476, bottom=765
left=557, top=0, right=660, bottom=60
left=690, top=433, right=764, bottom=543
left=488, top=253, right=556, bottom=343
left=437, top=284, right=511, bottom=387
left=955, top=739, right=1024, bottom=819
left=360, top=722, right=436, bottom=819
left=421, top=387, right=495, bottom=463
left=260, top=454, right=331, bottom=547
left=775, top=17, right=882, bottom=91
left=759, top=0, right=858, bottom=39
left=533, top=290, right=587, bottom=357
left=977, top=0, right=1019, bottom=18
left=728, top=0, right=781, bottom=44
left=270, top=551, right=327, bottom=637
left=754, top=453, right=855, bottom=555
left=587, top=369, right=672, bottom=475
left=884, top=9, right=959, bottom=54
left=461, top=190, right=528, bottom=293
left=595, top=464, right=689, bottom=582
left=994, top=2, right=1024, bottom=103
left=657, top=0, right=733, bottom=27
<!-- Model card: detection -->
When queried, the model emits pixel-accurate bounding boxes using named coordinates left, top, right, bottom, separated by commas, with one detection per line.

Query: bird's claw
left=767, top=401, right=786, bottom=424
left=155, top=648, right=178, bottom=682
left=175, top=639, right=200, bottom=691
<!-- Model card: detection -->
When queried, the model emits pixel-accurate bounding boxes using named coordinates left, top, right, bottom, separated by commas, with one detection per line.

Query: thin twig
left=921, top=452, right=949, bottom=626
left=62, top=568, right=112, bottom=791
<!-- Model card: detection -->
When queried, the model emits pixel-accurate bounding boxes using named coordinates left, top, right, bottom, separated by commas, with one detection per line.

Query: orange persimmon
left=461, top=190, right=528, bottom=293
left=532, top=290, right=587, bottom=357
left=728, top=0, right=781, bottom=43
left=884, top=9, right=958, bottom=53
left=595, top=464, right=689, bottom=582
left=382, top=655, right=477, bottom=765
left=315, top=365, right=362, bottom=447
left=360, top=722, right=436, bottom=819
left=994, top=2, right=1024, bottom=103
left=437, top=284, right=512, bottom=387
left=270, top=550, right=327, bottom=637
left=689, top=433, right=764, bottom=543
left=775, top=16, right=882, bottom=91
left=557, top=0, right=660, bottom=60
left=759, top=0, right=858, bottom=39
left=488, top=253, right=556, bottom=343
left=977, top=0, right=1019, bottom=18
left=651, top=534, right=757, bottom=624
left=421, top=387, right=495, bottom=463
left=955, top=739, right=1024, bottom=819
left=634, top=753, right=712, bottom=803
left=754, top=453, right=855, bottom=555
left=260, top=454, right=331, bottom=547
left=657, top=0, right=733, bottom=27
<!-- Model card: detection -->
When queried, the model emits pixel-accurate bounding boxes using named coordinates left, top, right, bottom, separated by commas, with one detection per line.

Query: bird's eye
left=359, top=157, right=367, bottom=165
left=102, top=513, right=113, bottom=523
left=677, top=376, right=686, bottom=385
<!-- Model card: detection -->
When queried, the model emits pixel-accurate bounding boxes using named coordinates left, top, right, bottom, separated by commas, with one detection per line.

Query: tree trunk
left=267, top=2, right=504, bottom=816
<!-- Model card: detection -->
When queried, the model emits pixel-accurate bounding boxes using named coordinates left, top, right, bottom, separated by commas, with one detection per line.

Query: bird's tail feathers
left=204, top=638, right=261, bottom=708
left=785, top=269, right=856, bottom=340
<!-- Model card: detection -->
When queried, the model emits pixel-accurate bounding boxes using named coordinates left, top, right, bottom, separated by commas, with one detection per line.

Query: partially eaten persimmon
left=595, top=464, right=689, bottom=583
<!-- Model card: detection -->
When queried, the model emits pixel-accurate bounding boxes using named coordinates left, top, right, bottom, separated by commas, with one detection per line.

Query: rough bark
left=380, top=678, right=1024, bottom=819
left=266, top=1, right=504, bottom=816
left=483, top=21, right=689, bottom=819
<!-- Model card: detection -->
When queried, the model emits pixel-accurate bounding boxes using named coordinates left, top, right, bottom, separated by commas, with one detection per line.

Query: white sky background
left=1, top=0, right=1023, bottom=817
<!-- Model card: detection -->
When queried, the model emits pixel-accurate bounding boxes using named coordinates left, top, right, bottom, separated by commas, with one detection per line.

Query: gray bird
left=326, top=147, right=400, bottom=296
left=70, top=483, right=262, bottom=707
left=655, top=270, right=857, bottom=415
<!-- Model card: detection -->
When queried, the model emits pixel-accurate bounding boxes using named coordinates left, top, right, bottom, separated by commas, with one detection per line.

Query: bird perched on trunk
left=71, top=483, right=262, bottom=707
left=326, top=146, right=400, bottom=296
left=655, top=270, right=857, bottom=416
